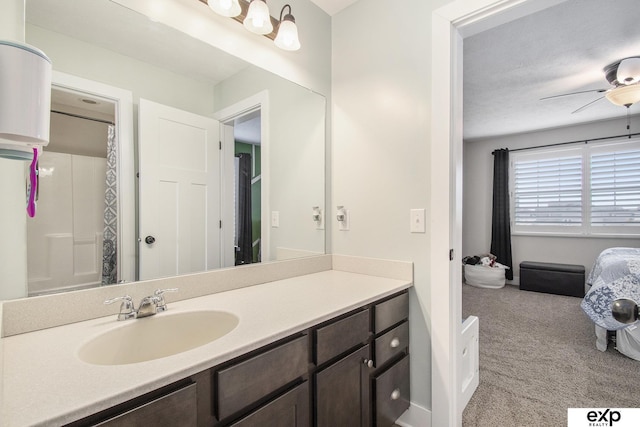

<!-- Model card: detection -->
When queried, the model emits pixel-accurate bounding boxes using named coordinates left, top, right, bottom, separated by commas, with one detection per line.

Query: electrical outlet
left=338, top=208, right=349, bottom=231
left=410, top=208, right=426, bottom=233
left=271, top=211, right=279, bottom=228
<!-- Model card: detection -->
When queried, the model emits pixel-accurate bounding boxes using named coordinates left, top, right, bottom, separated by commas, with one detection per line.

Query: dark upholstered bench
left=519, top=261, right=585, bottom=297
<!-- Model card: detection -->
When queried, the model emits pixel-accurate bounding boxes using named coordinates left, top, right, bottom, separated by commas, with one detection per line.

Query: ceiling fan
left=541, top=56, right=640, bottom=114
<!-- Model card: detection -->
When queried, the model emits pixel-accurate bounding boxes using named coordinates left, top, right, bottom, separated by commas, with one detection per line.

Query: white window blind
left=590, top=148, right=640, bottom=226
left=513, top=154, right=582, bottom=226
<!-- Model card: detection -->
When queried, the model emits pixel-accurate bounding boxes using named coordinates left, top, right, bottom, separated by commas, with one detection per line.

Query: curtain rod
left=51, top=109, right=114, bottom=125
left=492, top=132, right=640, bottom=155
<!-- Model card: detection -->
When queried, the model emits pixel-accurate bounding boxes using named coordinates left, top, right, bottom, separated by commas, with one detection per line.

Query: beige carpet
left=462, top=284, right=640, bottom=427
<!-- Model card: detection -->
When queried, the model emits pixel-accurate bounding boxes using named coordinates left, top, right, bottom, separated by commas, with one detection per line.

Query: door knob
left=145, top=235, right=156, bottom=244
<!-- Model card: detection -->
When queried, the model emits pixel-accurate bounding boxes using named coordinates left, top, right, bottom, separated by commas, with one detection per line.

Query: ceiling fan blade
left=571, top=95, right=606, bottom=114
left=540, top=88, right=608, bottom=101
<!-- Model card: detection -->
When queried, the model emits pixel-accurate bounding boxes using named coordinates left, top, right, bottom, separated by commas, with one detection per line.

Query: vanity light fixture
left=244, top=0, right=273, bottom=34
left=204, top=0, right=300, bottom=51
left=274, top=4, right=300, bottom=51
left=208, top=0, right=242, bottom=17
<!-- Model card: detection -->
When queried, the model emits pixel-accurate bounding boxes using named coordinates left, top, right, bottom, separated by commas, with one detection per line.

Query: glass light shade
left=605, top=84, right=640, bottom=107
left=208, top=0, right=241, bottom=17
left=617, top=57, right=640, bottom=85
left=274, top=18, right=300, bottom=51
left=243, top=0, right=273, bottom=35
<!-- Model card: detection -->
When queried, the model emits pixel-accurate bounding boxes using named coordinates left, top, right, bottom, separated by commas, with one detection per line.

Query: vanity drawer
left=375, top=321, right=409, bottom=367
left=228, top=382, right=309, bottom=427
left=315, top=309, right=370, bottom=365
left=94, top=382, right=197, bottom=427
left=374, top=292, right=408, bottom=334
left=216, top=335, right=308, bottom=420
left=374, top=354, right=410, bottom=427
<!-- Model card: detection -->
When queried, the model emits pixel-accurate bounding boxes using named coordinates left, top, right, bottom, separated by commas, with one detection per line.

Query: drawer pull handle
left=390, top=388, right=401, bottom=400
left=363, top=358, right=374, bottom=368
left=390, top=338, right=400, bottom=348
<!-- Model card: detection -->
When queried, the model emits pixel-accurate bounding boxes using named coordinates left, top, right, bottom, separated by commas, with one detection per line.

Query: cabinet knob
left=390, top=337, right=400, bottom=348
left=390, top=388, right=401, bottom=401
left=363, top=358, right=374, bottom=368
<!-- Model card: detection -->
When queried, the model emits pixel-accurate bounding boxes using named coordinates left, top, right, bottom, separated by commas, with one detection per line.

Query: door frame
left=213, top=90, right=270, bottom=265
left=430, top=0, right=569, bottom=425
left=50, top=71, right=135, bottom=283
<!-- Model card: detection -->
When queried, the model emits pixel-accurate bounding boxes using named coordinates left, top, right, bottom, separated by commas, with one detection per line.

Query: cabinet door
left=229, top=383, right=309, bottom=427
left=94, top=383, right=197, bottom=427
left=315, top=346, right=370, bottom=427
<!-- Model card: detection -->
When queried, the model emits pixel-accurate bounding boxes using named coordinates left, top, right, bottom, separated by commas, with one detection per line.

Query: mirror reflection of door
left=26, top=87, right=116, bottom=296
left=233, top=110, right=262, bottom=265
left=138, top=99, right=221, bottom=281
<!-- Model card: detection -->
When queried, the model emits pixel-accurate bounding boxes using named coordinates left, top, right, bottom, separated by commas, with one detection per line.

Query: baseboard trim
left=396, top=402, right=431, bottom=427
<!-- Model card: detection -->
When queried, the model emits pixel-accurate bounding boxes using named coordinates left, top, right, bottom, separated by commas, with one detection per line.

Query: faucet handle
left=154, top=288, right=178, bottom=312
left=104, top=295, right=136, bottom=321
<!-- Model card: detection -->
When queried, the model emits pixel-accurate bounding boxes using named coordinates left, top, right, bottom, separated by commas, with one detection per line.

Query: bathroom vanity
left=65, top=291, right=409, bottom=427
left=0, top=255, right=412, bottom=427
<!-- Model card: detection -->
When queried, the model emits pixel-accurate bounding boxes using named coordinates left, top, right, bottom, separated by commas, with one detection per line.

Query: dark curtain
left=236, top=154, right=253, bottom=265
left=490, top=149, right=513, bottom=280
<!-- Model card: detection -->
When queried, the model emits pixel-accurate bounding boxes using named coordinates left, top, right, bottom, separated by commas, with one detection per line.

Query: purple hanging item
left=27, top=147, right=38, bottom=218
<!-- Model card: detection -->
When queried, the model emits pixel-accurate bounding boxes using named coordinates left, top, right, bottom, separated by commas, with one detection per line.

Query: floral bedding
left=581, top=247, right=640, bottom=330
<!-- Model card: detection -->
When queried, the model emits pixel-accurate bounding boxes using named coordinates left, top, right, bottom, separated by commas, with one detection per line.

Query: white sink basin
left=78, top=310, right=239, bottom=365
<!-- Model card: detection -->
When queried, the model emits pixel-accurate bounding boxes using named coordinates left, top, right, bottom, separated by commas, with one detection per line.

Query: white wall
left=26, top=25, right=214, bottom=116
left=112, top=0, right=331, bottom=97
left=0, top=0, right=29, bottom=300
left=463, top=115, right=640, bottom=280
left=213, top=66, right=326, bottom=260
left=332, top=0, right=451, bottom=411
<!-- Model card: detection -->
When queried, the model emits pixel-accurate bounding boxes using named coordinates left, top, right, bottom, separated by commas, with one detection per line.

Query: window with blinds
left=513, top=155, right=582, bottom=226
left=510, top=138, right=640, bottom=236
left=590, top=147, right=640, bottom=227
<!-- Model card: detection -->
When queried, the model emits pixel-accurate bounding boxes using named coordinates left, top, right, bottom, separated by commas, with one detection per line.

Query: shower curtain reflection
left=102, top=124, right=118, bottom=284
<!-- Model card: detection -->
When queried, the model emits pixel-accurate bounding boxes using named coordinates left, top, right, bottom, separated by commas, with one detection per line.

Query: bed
left=581, top=247, right=640, bottom=360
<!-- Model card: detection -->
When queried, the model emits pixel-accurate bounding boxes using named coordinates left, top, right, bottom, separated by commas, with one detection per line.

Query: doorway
left=27, top=87, right=116, bottom=295
left=430, top=1, right=568, bottom=425
left=232, top=110, right=262, bottom=265
left=215, top=90, right=270, bottom=268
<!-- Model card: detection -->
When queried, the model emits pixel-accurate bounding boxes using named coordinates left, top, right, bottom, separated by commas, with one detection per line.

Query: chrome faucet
left=104, top=288, right=178, bottom=320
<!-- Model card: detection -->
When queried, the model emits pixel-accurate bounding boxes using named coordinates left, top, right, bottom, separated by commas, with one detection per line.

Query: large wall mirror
left=20, top=0, right=325, bottom=298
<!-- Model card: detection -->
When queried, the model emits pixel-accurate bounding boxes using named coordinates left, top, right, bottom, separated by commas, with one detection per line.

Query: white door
left=138, top=99, right=220, bottom=280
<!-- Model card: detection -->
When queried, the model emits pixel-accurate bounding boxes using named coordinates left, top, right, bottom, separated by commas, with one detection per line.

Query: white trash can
left=464, top=264, right=507, bottom=289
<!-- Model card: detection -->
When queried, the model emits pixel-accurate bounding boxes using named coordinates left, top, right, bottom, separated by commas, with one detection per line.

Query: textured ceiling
left=464, top=0, right=640, bottom=140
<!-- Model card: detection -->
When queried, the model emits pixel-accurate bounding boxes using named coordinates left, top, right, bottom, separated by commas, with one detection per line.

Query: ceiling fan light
left=616, top=57, right=640, bottom=85
left=244, top=0, right=273, bottom=35
left=208, top=0, right=241, bottom=17
left=605, top=84, right=640, bottom=107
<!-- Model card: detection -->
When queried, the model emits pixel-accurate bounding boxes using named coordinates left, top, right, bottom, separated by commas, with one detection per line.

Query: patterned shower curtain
left=102, top=124, right=118, bottom=285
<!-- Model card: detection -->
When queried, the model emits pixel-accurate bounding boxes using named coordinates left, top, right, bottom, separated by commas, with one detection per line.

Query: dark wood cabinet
left=370, top=293, right=411, bottom=427
left=216, top=334, right=309, bottom=420
left=373, top=354, right=410, bottom=427
left=70, top=382, right=198, bottom=427
left=66, top=290, right=409, bottom=427
left=229, top=383, right=309, bottom=427
left=316, top=345, right=371, bottom=427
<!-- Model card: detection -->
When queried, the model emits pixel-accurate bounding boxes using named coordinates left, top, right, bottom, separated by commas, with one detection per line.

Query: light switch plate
left=410, top=208, right=426, bottom=233
left=271, top=211, right=279, bottom=228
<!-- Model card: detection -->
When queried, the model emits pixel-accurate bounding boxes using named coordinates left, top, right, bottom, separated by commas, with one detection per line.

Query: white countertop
left=0, top=270, right=411, bottom=427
